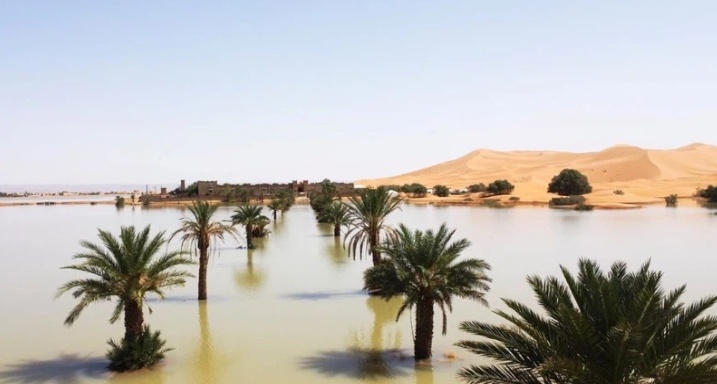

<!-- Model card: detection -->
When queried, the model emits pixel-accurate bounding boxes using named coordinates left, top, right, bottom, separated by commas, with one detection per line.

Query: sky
left=1, top=1, right=716, bottom=186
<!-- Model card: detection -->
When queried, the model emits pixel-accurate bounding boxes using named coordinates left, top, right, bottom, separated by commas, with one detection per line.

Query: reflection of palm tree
left=197, top=302, right=212, bottom=384
left=326, top=237, right=348, bottom=266
left=365, top=296, right=404, bottom=351
left=234, top=250, right=265, bottom=291
left=414, top=363, right=434, bottom=384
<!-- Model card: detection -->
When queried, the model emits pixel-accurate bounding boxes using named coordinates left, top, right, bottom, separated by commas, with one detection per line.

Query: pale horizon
left=2, top=1, right=717, bottom=184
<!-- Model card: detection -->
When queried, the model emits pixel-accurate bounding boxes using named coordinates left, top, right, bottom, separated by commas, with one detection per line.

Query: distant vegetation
left=547, top=169, right=592, bottom=196
left=467, top=183, right=487, bottom=193
left=665, top=194, right=678, bottom=207
left=309, top=179, right=339, bottom=222
left=549, top=195, right=586, bottom=206
left=613, top=189, right=624, bottom=195
left=433, top=185, right=450, bottom=197
left=574, top=203, right=594, bottom=211
left=115, top=196, right=125, bottom=208
left=698, top=185, right=717, bottom=202
left=402, top=183, right=428, bottom=197
left=486, top=180, right=514, bottom=195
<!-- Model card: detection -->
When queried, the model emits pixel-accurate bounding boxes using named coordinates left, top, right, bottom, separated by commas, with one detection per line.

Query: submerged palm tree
left=345, top=187, right=402, bottom=265
left=267, top=199, right=282, bottom=221
left=364, top=223, right=491, bottom=360
left=56, top=225, right=193, bottom=370
left=457, top=258, right=717, bottom=384
left=323, top=201, right=350, bottom=237
left=171, top=201, right=238, bottom=300
left=231, top=204, right=270, bottom=249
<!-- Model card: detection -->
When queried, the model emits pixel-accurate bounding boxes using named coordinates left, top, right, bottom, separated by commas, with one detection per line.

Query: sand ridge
left=357, top=143, right=717, bottom=206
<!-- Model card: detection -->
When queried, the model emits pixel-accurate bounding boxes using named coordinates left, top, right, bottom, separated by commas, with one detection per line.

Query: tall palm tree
left=267, top=199, right=281, bottom=221
left=364, top=223, right=491, bottom=360
left=323, top=201, right=350, bottom=237
left=345, top=187, right=403, bottom=265
left=231, top=204, right=270, bottom=249
left=56, top=226, right=193, bottom=370
left=456, top=259, right=717, bottom=384
left=171, top=201, right=238, bottom=300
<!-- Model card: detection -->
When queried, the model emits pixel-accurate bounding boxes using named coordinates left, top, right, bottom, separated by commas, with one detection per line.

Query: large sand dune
left=357, top=143, right=717, bottom=205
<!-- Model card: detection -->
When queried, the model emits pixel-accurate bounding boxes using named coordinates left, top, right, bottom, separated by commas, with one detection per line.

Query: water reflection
left=234, top=251, right=265, bottom=292
left=326, top=237, right=348, bottom=266
left=186, top=302, right=230, bottom=384
left=0, top=354, right=107, bottom=384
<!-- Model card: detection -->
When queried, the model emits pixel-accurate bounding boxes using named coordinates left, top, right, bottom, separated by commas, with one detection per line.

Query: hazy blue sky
left=2, top=1, right=716, bottom=185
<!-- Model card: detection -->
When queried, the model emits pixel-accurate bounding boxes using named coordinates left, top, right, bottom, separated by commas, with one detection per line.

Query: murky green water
left=1, top=203, right=716, bottom=383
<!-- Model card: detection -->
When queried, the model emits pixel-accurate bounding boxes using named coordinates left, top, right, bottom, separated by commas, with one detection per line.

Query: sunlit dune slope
left=357, top=143, right=717, bottom=204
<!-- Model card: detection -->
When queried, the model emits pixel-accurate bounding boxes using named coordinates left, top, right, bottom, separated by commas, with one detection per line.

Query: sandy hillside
left=357, top=143, right=717, bottom=205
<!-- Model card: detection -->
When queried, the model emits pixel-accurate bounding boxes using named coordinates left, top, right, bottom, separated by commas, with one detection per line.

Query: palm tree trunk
left=370, top=231, right=381, bottom=266
left=123, top=300, right=144, bottom=340
left=273, top=211, right=277, bottom=221
left=414, top=298, right=434, bottom=360
left=246, top=225, right=254, bottom=249
left=198, top=245, right=209, bottom=300
left=334, top=223, right=341, bottom=237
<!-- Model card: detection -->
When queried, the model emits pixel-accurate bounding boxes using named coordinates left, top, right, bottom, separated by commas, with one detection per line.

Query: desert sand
left=357, top=143, right=717, bottom=208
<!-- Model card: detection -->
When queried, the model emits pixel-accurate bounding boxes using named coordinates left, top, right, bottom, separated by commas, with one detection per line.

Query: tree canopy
left=547, top=169, right=593, bottom=196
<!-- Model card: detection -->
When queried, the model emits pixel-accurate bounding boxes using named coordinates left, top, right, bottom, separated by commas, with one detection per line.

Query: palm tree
left=364, top=223, right=491, bottom=360
left=171, top=201, right=238, bottom=300
left=56, top=226, right=193, bottom=370
left=323, top=201, right=350, bottom=237
left=456, top=259, right=717, bottom=384
left=345, top=187, right=403, bottom=265
left=267, top=199, right=282, bottom=221
left=231, top=204, right=270, bottom=249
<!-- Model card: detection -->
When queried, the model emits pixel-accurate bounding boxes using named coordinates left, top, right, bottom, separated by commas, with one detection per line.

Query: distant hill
left=357, top=143, right=717, bottom=204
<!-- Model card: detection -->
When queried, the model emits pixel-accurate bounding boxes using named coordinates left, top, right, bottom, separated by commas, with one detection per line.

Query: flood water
left=1, top=203, right=716, bottom=383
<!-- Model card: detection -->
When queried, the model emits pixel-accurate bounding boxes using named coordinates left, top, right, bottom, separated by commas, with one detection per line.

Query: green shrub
left=467, top=183, right=487, bottom=193
left=548, top=169, right=593, bottom=196
left=433, top=185, right=450, bottom=197
left=115, top=196, right=125, bottom=208
left=665, top=194, right=678, bottom=207
left=106, top=326, right=172, bottom=372
left=698, top=185, right=717, bottom=202
left=574, top=203, right=594, bottom=211
left=613, top=190, right=624, bottom=195
left=549, top=195, right=586, bottom=206
left=486, top=180, right=515, bottom=195
left=508, top=196, right=520, bottom=202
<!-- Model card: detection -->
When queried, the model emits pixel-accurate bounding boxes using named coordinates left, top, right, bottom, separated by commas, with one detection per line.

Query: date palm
left=345, top=187, right=402, bottom=265
left=323, top=201, right=350, bottom=237
left=267, top=199, right=281, bottom=221
left=171, top=201, right=238, bottom=300
left=56, top=226, right=193, bottom=370
left=364, top=223, right=491, bottom=360
left=457, top=259, right=717, bottom=384
left=231, top=204, right=270, bottom=249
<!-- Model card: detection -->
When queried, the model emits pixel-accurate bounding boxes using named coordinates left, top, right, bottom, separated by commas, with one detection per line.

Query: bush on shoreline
left=548, top=169, right=592, bottom=196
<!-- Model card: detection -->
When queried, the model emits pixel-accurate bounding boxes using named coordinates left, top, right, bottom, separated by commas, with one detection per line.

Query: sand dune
left=357, top=143, right=717, bottom=206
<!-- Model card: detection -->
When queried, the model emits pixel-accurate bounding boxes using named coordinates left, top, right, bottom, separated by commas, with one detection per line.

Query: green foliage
left=309, top=179, right=338, bottom=221
left=236, top=188, right=250, bottom=203
left=574, top=203, right=594, bottom=211
left=364, top=223, right=491, bottom=360
left=345, top=187, right=403, bottom=264
left=549, top=195, right=586, bottom=206
left=665, top=194, right=678, bottom=207
left=399, top=183, right=427, bottom=197
left=613, top=189, right=624, bottom=195
left=486, top=180, right=514, bottom=195
left=185, top=182, right=198, bottom=196
left=379, top=184, right=402, bottom=192
left=231, top=204, right=270, bottom=248
left=699, top=185, right=717, bottom=202
left=467, top=183, right=487, bottom=193
left=130, top=194, right=136, bottom=203
left=456, top=258, right=717, bottom=384
left=322, top=201, right=350, bottom=236
left=547, top=168, right=593, bottom=196
left=274, top=189, right=295, bottom=212
left=106, top=326, right=171, bottom=372
left=433, top=185, right=450, bottom=197
left=115, top=196, right=125, bottom=208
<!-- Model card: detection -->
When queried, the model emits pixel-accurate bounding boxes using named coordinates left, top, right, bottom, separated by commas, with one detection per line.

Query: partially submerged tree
left=322, top=201, right=350, bottom=236
left=344, top=187, right=403, bottom=266
left=57, top=225, right=193, bottom=371
left=457, top=258, right=717, bottom=384
left=231, top=204, right=270, bottom=249
left=547, top=168, right=593, bottom=196
left=267, top=199, right=282, bottom=221
left=171, top=201, right=238, bottom=300
left=309, top=179, right=338, bottom=221
left=364, top=223, right=491, bottom=360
